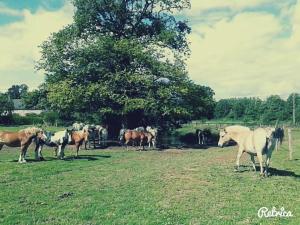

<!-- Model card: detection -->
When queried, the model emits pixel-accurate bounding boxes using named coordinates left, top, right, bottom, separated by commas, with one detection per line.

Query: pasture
left=0, top=127, right=299, bottom=224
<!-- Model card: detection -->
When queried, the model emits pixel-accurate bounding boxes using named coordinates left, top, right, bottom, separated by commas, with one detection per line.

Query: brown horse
left=0, top=127, right=46, bottom=163
left=68, top=130, right=89, bottom=157
left=122, top=130, right=153, bottom=151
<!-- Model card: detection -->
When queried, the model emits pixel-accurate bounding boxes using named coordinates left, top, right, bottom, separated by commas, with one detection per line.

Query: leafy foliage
left=7, top=84, right=28, bottom=99
left=215, top=94, right=299, bottom=124
left=37, top=0, right=215, bottom=129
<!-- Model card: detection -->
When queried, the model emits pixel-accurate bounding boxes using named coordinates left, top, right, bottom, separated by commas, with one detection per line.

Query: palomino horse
left=146, top=126, right=157, bottom=148
left=68, top=130, right=89, bottom=157
left=0, top=127, right=46, bottom=163
left=120, top=129, right=153, bottom=151
left=218, top=126, right=275, bottom=176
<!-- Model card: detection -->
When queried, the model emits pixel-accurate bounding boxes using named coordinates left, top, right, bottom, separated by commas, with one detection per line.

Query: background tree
left=0, top=93, right=14, bottom=124
left=21, top=85, right=48, bottom=110
left=37, top=0, right=215, bottom=133
left=286, top=93, right=300, bottom=123
left=7, top=84, right=28, bottom=99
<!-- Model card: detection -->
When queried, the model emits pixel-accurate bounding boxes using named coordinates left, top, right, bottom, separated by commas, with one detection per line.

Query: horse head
left=218, top=128, right=231, bottom=147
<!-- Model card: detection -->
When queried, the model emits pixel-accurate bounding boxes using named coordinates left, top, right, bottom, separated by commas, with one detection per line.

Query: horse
left=273, top=127, right=284, bottom=151
left=82, top=124, right=96, bottom=149
left=134, top=127, right=145, bottom=132
left=99, top=127, right=108, bottom=147
left=120, top=129, right=151, bottom=151
left=146, top=126, right=157, bottom=148
left=68, top=130, right=89, bottom=157
left=0, top=127, right=47, bottom=163
left=218, top=126, right=275, bottom=176
left=36, top=130, right=72, bottom=160
left=196, top=129, right=206, bottom=145
left=72, top=122, right=84, bottom=131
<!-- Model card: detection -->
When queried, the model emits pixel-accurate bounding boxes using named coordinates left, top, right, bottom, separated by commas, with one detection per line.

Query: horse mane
left=20, top=127, right=42, bottom=135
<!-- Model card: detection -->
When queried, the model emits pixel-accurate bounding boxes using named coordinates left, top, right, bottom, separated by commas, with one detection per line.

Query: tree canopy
left=7, top=84, right=28, bottom=99
left=37, top=0, right=215, bottom=129
left=214, top=95, right=298, bottom=124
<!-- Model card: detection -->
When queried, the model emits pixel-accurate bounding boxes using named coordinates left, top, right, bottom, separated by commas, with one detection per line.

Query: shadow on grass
left=10, top=154, right=111, bottom=163
left=63, top=154, right=111, bottom=161
left=237, top=165, right=300, bottom=178
left=267, top=167, right=300, bottom=178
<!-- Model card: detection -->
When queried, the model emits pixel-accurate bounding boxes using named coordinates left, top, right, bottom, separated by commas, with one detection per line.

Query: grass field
left=0, top=127, right=299, bottom=224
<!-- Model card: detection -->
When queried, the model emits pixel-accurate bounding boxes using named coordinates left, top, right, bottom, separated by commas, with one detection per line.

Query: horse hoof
left=40, top=157, right=45, bottom=161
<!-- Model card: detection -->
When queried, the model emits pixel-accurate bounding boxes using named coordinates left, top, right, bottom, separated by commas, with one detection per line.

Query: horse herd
left=0, top=123, right=158, bottom=163
left=0, top=123, right=285, bottom=177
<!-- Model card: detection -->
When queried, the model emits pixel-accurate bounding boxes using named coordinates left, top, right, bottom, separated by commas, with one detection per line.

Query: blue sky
left=0, top=0, right=66, bottom=25
left=0, top=0, right=300, bottom=99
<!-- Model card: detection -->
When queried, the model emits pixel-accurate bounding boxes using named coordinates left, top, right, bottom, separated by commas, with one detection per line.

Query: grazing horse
left=37, top=130, right=72, bottom=160
left=146, top=126, right=157, bottom=148
left=218, top=126, right=275, bottom=176
left=68, top=130, right=89, bottom=157
left=0, top=127, right=46, bottom=163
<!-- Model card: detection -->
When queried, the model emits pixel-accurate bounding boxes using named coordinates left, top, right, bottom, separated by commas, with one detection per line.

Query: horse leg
left=125, top=139, right=129, bottom=151
left=35, top=144, right=39, bottom=160
left=19, top=146, right=27, bottom=163
left=35, top=144, right=43, bottom=161
left=38, top=145, right=45, bottom=161
left=256, top=152, right=264, bottom=176
left=250, top=155, right=256, bottom=171
left=235, top=148, right=244, bottom=172
left=0, top=144, right=4, bottom=151
left=264, top=150, right=272, bottom=177
left=54, top=146, right=58, bottom=157
left=57, top=145, right=62, bottom=159
left=76, top=143, right=80, bottom=157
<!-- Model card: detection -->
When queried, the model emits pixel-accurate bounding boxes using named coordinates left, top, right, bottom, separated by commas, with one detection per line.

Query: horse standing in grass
left=0, top=127, right=46, bottom=163
left=37, top=130, right=72, bottom=160
left=218, top=126, right=275, bottom=176
left=120, top=129, right=152, bottom=151
left=68, top=130, right=89, bottom=157
left=146, top=126, right=157, bottom=148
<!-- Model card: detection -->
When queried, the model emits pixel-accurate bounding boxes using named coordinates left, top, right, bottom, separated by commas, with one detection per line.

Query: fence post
left=288, top=128, right=293, bottom=160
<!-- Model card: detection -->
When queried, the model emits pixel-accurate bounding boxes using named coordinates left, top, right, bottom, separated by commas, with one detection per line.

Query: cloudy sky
left=0, top=0, right=299, bottom=99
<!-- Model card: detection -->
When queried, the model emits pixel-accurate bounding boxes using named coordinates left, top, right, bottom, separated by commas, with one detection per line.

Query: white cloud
left=186, top=0, right=271, bottom=16
left=187, top=1, right=300, bottom=99
left=0, top=2, right=74, bottom=92
left=0, top=3, right=24, bottom=17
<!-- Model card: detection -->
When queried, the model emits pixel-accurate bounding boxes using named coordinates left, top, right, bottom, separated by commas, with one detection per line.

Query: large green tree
left=37, top=0, right=214, bottom=129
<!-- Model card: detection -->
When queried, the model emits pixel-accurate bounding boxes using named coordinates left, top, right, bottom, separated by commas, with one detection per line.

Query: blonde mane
left=19, top=127, right=42, bottom=135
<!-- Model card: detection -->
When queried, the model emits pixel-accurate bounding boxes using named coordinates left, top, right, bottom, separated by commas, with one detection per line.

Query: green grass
left=0, top=127, right=299, bottom=224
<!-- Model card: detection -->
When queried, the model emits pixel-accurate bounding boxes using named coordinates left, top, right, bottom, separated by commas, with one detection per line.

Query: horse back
left=0, top=131, right=22, bottom=147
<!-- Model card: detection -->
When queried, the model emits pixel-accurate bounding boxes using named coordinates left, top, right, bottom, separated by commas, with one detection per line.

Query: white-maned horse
left=99, top=127, right=108, bottom=147
left=218, top=126, right=275, bottom=176
left=73, top=122, right=84, bottom=131
left=146, top=126, right=157, bottom=148
left=36, top=130, right=72, bottom=160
